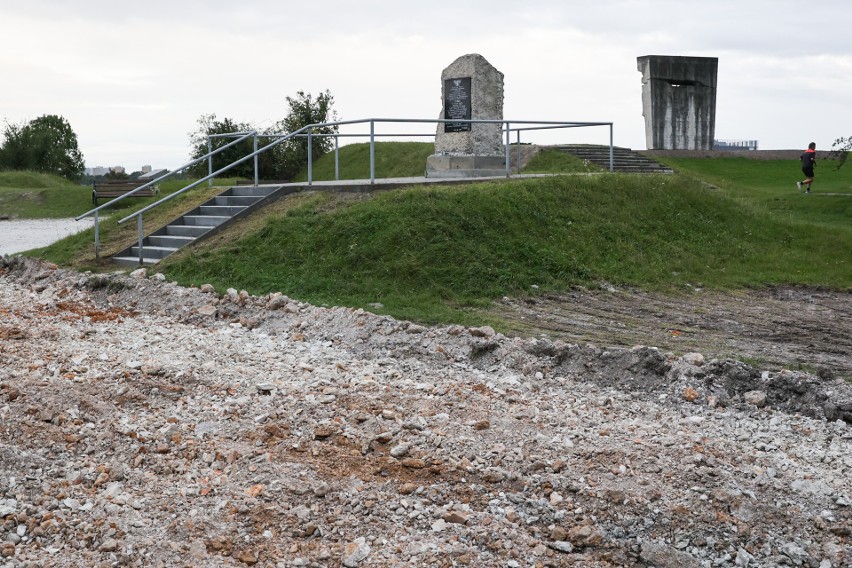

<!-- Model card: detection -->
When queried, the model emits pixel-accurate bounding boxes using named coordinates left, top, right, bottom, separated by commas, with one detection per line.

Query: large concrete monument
left=425, top=54, right=506, bottom=177
left=637, top=55, right=718, bottom=150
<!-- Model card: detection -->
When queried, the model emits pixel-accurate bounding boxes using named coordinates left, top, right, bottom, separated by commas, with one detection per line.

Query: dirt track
left=494, top=285, right=852, bottom=380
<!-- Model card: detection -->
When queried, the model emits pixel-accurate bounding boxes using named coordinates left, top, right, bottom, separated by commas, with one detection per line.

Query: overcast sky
left=2, top=0, right=849, bottom=170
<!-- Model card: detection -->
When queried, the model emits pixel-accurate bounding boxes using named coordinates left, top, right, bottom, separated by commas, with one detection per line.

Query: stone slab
left=433, top=54, right=504, bottom=156
left=425, top=155, right=506, bottom=178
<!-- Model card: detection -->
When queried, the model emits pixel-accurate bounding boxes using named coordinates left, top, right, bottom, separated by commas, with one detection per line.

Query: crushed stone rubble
left=0, top=256, right=849, bottom=567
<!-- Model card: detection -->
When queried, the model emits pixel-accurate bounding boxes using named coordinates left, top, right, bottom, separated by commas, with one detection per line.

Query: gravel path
left=0, top=256, right=849, bottom=567
left=0, top=219, right=95, bottom=256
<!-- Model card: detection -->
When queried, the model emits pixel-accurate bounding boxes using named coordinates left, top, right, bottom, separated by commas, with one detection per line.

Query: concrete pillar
left=637, top=55, right=718, bottom=150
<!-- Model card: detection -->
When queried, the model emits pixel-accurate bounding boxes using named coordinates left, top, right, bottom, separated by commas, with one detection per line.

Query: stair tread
left=112, top=257, right=161, bottom=265
left=111, top=183, right=275, bottom=265
left=131, top=245, right=179, bottom=252
left=553, top=145, right=672, bottom=173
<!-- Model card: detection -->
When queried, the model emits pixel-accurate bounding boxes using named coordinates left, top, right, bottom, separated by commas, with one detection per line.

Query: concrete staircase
left=112, top=185, right=280, bottom=267
left=553, top=145, right=673, bottom=174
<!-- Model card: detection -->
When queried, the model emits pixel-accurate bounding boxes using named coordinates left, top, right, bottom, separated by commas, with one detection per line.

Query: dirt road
left=494, top=285, right=851, bottom=380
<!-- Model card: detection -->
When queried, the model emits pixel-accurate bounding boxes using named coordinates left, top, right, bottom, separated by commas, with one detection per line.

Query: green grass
left=294, top=142, right=435, bottom=181
left=1, top=171, right=241, bottom=266
left=522, top=147, right=602, bottom=174
left=660, top=156, right=852, bottom=227
left=5, top=146, right=851, bottom=325
left=161, top=170, right=851, bottom=323
left=0, top=172, right=92, bottom=218
left=294, top=142, right=597, bottom=181
left=0, top=171, right=243, bottom=220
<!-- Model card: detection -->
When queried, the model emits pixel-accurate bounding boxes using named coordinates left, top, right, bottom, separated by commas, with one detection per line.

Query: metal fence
left=206, top=117, right=615, bottom=186
left=713, top=139, right=759, bottom=151
left=75, top=117, right=614, bottom=262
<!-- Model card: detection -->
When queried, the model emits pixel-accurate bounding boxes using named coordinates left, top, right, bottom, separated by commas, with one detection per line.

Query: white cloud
left=1, top=0, right=850, bottom=168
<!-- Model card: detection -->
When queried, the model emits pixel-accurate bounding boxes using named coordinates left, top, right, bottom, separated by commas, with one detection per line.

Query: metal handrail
left=74, top=131, right=259, bottom=258
left=207, top=117, right=615, bottom=181
left=80, top=116, right=613, bottom=264
left=115, top=124, right=321, bottom=265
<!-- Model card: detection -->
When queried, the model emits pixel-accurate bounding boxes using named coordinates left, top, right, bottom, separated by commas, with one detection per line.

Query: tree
left=828, top=136, right=850, bottom=169
left=187, top=114, right=257, bottom=179
left=269, top=90, right=339, bottom=180
left=0, top=114, right=85, bottom=180
left=187, top=90, right=338, bottom=181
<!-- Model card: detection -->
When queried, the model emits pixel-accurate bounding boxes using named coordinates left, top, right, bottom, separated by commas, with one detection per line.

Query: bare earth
left=494, top=285, right=852, bottom=380
left=0, top=256, right=849, bottom=568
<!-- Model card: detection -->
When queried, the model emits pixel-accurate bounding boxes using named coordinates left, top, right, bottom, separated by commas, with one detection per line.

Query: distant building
left=111, top=166, right=126, bottom=174
left=85, top=166, right=110, bottom=176
left=141, top=165, right=152, bottom=174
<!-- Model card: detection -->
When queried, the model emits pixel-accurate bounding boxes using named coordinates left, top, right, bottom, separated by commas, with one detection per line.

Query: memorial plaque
left=444, top=77, right=472, bottom=133
left=427, top=54, right=505, bottom=176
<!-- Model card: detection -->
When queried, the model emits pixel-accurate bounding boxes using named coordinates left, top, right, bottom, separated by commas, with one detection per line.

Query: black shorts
left=802, top=166, right=815, bottom=178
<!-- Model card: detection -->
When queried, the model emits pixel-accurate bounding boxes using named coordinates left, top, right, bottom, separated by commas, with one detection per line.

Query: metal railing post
left=94, top=210, right=100, bottom=259
left=369, top=120, right=375, bottom=184
left=137, top=216, right=144, bottom=266
left=609, top=124, right=614, bottom=172
left=307, top=128, right=313, bottom=186
left=334, top=135, right=339, bottom=181
left=516, top=129, right=522, bottom=174
left=504, top=122, right=511, bottom=177
left=253, top=133, right=259, bottom=186
left=207, top=137, right=213, bottom=187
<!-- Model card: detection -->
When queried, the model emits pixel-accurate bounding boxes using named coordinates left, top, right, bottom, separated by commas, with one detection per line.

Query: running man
left=797, top=142, right=816, bottom=193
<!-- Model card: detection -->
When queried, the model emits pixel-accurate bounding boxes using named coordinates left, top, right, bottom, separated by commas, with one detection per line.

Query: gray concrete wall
left=637, top=56, right=718, bottom=150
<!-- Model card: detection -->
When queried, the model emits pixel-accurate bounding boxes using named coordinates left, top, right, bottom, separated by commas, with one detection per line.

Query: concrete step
left=553, top=145, right=673, bottom=173
left=181, top=215, right=230, bottom=227
left=164, top=225, right=212, bottom=237
left=228, top=186, right=279, bottom=197
left=129, top=245, right=179, bottom=260
left=147, top=235, right=195, bottom=248
left=213, top=195, right=262, bottom=206
left=110, top=182, right=279, bottom=266
left=199, top=205, right=247, bottom=216
left=113, top=256, right=162, bottom=267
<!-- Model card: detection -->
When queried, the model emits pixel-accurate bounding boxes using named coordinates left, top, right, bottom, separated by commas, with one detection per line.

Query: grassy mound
left=294, top=142, right=597, bottom=181
left=161, top=170, right=850, bottom=323
left=0, top=171, right=75, bottom=189
left=6, top=145, right=850, bottom=325
left=294, top=142, right=435, bottom=181
left=0, top=171, right=89, bottom=219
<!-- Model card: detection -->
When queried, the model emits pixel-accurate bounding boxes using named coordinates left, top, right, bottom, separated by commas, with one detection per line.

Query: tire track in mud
left=494, top=286, right=852, bottom=378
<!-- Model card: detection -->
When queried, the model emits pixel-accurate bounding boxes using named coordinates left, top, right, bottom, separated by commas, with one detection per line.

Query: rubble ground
left=0, top=256, right=849, bottom=567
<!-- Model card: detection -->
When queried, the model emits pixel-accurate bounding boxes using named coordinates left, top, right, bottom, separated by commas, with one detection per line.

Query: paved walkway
left=248, top=173, right=559, bottom=192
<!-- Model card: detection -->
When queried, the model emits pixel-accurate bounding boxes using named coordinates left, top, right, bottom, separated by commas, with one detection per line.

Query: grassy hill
left=6, top=146, right=851, bottom=325
left=0, top=171, right=92, bottom=218
left=294, top=142, right=596, bottom=181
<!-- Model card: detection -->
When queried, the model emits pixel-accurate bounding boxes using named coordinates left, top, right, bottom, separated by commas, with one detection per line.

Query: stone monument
left=425, top=54, right=506, bottom=177
left=636, top=55, right=718, bottom=150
